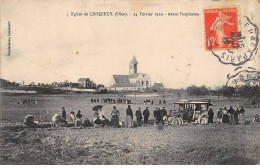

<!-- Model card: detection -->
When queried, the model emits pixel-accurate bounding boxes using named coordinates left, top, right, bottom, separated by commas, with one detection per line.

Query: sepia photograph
left=0, top=0, right=260, bottom=165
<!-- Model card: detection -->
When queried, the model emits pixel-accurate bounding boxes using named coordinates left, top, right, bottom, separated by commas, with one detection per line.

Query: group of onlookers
left=90, top=98, right=132, bottom=104
left=215, top=106, right=246, bottom=124
left=58, top=104, right=250, bottom=127
left=18, top=99, right=38, bottom=105
left=61, top=107, right=90, bottom=126
left=109, top=105, right=171, bottom=128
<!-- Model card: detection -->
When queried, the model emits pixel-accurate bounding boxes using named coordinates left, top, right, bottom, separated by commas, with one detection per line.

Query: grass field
left=0, top=93, right=260, bottom=165
left=0, top=93, right=259, bottom=123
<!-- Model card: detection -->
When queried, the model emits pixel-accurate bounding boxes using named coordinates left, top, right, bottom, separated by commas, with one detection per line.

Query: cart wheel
left=200, top=118, right=207, bottom=125
left=171, top=118, right=182, bottom=125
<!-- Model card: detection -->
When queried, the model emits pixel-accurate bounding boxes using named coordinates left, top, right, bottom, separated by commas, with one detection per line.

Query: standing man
left=135, top=107, right=142, bottom=126
left=61, top=107, right=66, bottom=122
left=143, top=107, right=150, bottom=126
left=217, top=108, right=222, bottom=123
left=228, top=106, right=235, bottom=124
left=161, top=107, right=167, bottom=125
left=157, top=107, right=162, bottom=124
left=208, top=108, right=214, bottom=123
left=239, top=106, right=245, bottom=124
left=234, top=108, right=239, bottom=124
left=126, top=105, right=133, bottom=128
left=153, top=107, right=158, bottom=125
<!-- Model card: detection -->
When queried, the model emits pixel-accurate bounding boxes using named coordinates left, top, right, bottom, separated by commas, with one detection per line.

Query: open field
left=0, top=93, right=260, bottom=165
left=0, top=93, right=259, bottom=123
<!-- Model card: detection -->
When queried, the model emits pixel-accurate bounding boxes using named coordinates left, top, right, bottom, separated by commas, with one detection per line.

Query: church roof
left=129, top=56, right=138, bottom=66
left=129, top=73, right=150, bottom=79
left=113, top=75, right=130, bottom=84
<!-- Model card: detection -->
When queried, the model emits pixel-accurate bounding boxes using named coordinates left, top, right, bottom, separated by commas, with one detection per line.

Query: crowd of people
left=90, top=98, right=167, bottom=105
left=24, top=104, right=258, bottom=128
left=90, top=98, right=131, bottom=104
left=58, top=105, right=173, bottom=128
left=215, top=106, right=246, bottom=124
left=18, top=99, right=38, bottom=105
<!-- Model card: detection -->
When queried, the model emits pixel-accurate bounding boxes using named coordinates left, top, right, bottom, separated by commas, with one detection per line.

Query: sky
left=1, top=0, right=259, bottom=89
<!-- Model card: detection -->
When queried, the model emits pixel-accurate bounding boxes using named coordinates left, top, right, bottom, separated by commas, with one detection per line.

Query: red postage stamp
left=204, top=7, right=239, bottom=51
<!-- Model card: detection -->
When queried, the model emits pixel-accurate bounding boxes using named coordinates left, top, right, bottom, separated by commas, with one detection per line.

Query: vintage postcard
left=0, top=0, right=260, bottom=165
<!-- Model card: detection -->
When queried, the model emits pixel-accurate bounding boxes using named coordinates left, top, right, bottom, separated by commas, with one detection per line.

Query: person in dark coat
left=234, top=108, right=239, bottom=124
left=76, top=110, right=82, bottom=119
left=228, top=106, right=235, bottom=124
left=61, top=107, right=66, bottom=122
left=208, top=108, right=214, bottom=123
left=217, top=108, right=222, bottom=123
left=239, top=106, right=245, bottom=124
left=161, top=107, right=167, bottom=125
left=153, top=107, right=158, bottom=125
left=126, top=105, right=133, bottom=128
left=135, top=107, right=143, bottom=126
left=157, top=108, right=162, bottom=124
left=143, top=107, right=150, bottom=126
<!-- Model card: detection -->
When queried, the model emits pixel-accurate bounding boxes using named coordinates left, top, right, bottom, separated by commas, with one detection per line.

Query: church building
left=109, top=56, right=151, bottom=91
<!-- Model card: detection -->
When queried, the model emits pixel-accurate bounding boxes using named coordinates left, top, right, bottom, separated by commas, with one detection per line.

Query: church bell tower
left=129, top=56, right=138, bottom=75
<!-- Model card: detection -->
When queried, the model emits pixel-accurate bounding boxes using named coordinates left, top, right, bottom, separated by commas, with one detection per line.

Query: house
left=78, top=78, right=97, bottom=89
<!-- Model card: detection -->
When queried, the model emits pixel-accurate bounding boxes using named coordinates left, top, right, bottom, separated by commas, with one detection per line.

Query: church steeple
left=129, top=56, right=138, bottom=75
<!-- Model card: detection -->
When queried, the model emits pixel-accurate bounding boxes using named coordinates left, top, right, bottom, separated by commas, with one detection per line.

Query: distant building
left=78, top=78, right=96, bottom=89
left=153, top=82, right=164, bottom=92
left=109, top=56, right=151, bottom=91
left=70, top=82, right=79, bottom=88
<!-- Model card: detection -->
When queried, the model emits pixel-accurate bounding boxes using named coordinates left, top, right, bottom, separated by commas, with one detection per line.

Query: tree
left=222, top=86, right=236, bottom=98
left=96, top=84, right=108, bottom=94
left=186, top=85, right=209, bottom=97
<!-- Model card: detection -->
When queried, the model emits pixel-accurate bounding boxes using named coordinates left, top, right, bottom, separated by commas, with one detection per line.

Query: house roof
left=113, top=75, right=130, bottom=84
left=153, top=83, right=164, bottom=87
left=78, top=78, right=90, bottom=81
left=111, top=83, right=141, bottom=88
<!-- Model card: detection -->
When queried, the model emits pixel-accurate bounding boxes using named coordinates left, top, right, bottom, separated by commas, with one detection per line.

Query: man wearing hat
left=217, top=108, right=222, bottom=123
left=61, top=107, right=66, bottom=122
left=161, top=107, right=167, bottom=125
left=153, top=107, right=158, bottom=125
left=143, top=107, right=150, bottom=126
left=126, top=105, right=133, bottom=128
left=135, top=107, right=143, bottom=126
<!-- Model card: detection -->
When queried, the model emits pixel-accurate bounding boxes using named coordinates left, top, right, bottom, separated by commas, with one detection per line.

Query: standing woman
left=111, top=106, right=120, bottom=127
left=239, top=106, right=245, bottom=124
left=75, top=110, right=83, bottom=127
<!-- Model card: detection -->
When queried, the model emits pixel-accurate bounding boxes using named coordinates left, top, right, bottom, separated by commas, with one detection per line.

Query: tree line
left=186, top=85, right=260, bottom=99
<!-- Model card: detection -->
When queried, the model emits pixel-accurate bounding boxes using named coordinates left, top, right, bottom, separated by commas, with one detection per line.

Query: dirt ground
left=0, top=93, right=260, bottom=165
left=0, top=123, right=260, bottom=165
